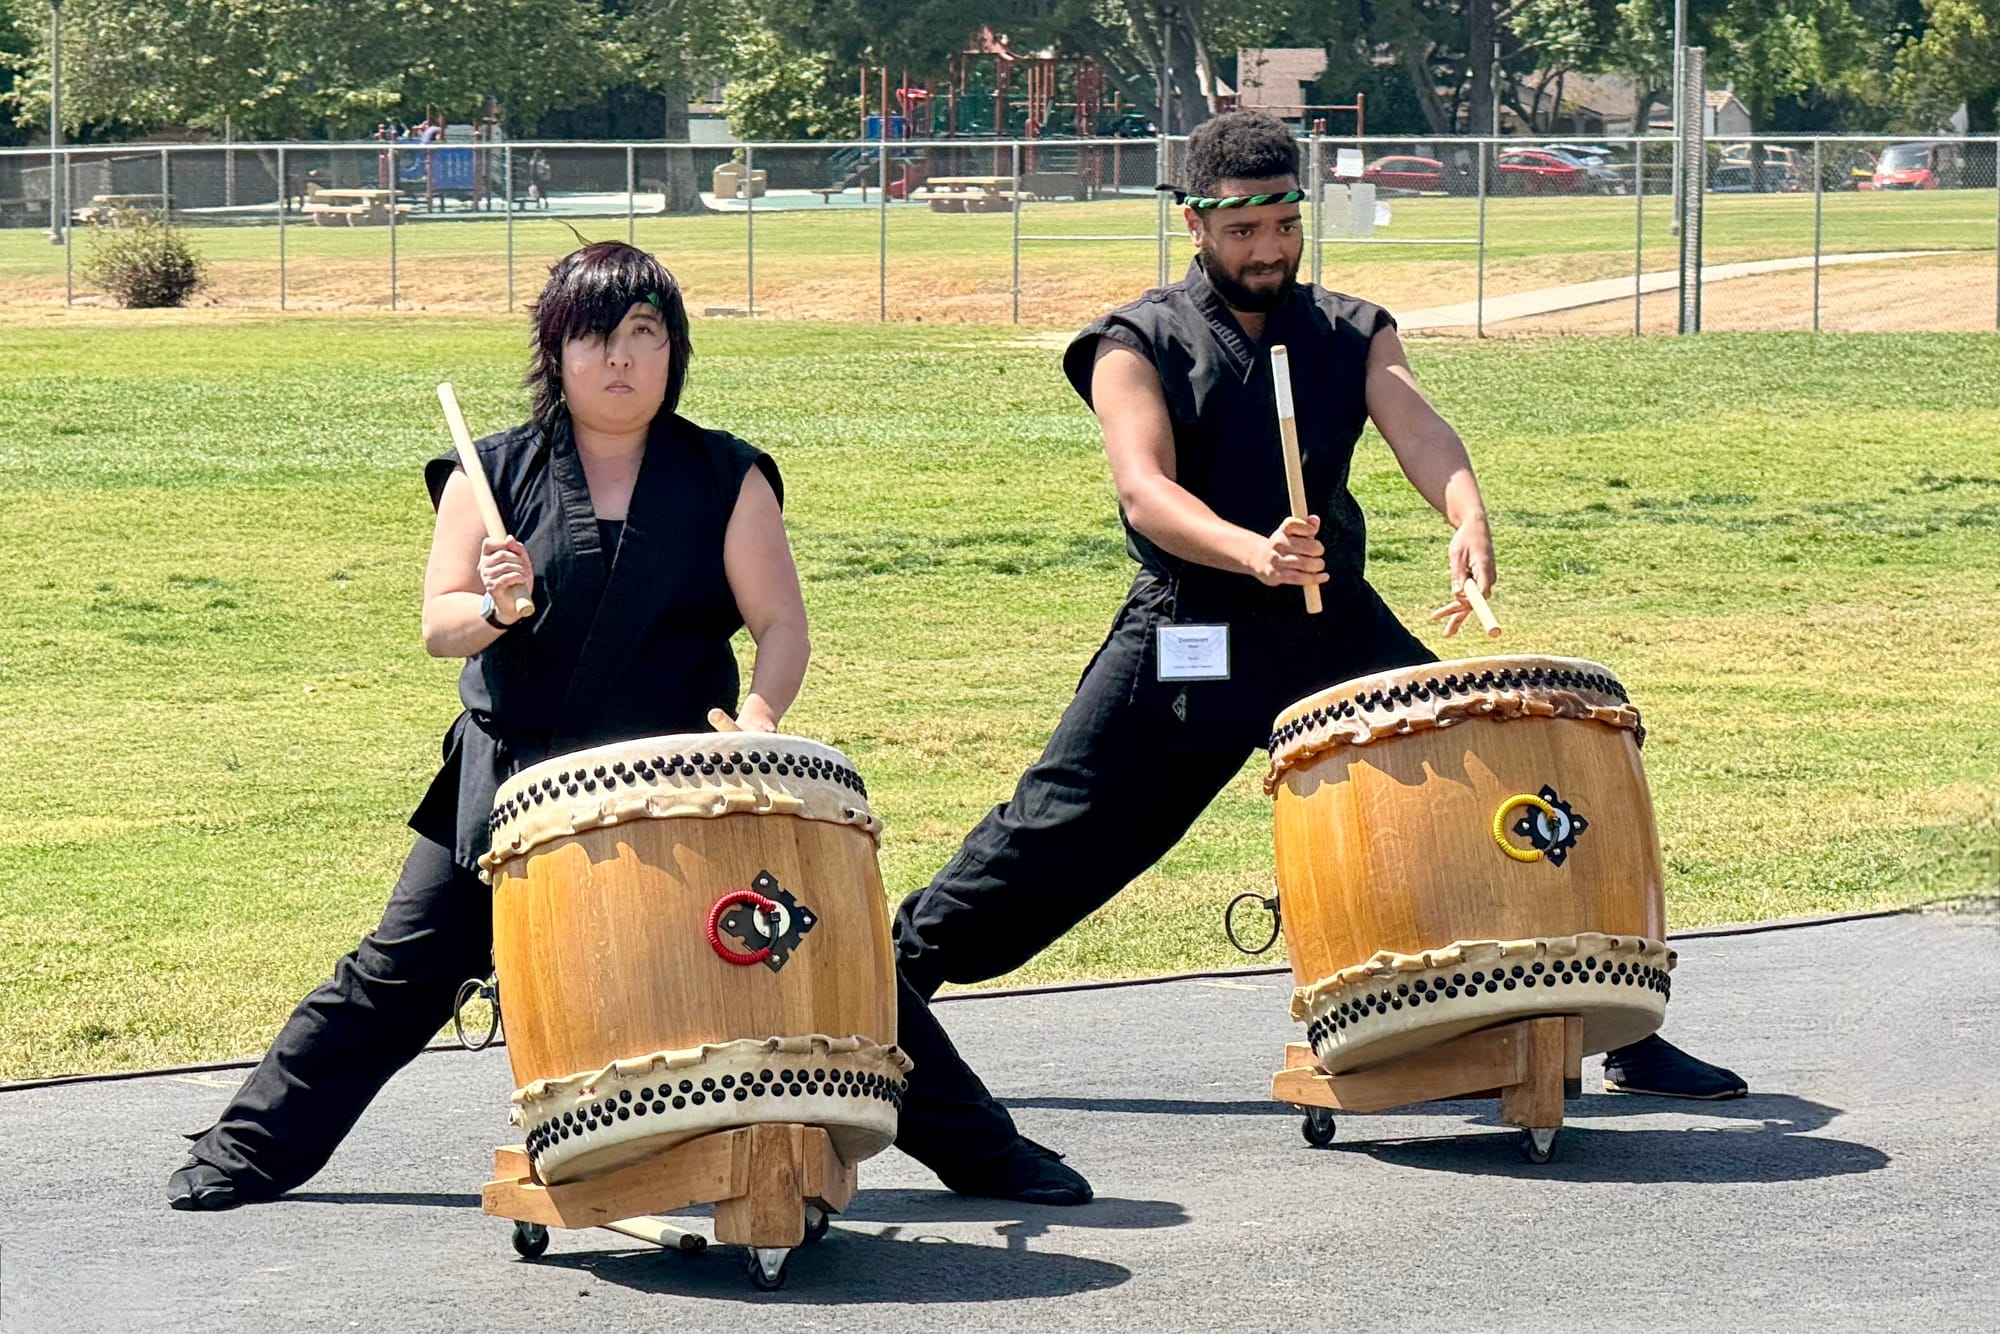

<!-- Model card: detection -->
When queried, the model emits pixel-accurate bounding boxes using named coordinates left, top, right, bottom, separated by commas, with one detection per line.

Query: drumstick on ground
left=1268, top=345, right=1323, bottom=616
left=436, top=382, right=534, bottom=621
left=707, top=708, right=741, bottom=732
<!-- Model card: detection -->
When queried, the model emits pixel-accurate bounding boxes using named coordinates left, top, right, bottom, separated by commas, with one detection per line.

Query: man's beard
left=1199, top=250, right=1299, bottom=314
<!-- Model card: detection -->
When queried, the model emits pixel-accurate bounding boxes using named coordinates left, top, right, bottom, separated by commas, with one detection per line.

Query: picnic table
left=302, top=187, right=408, bottom=226
left=908, top=176, right=1033, bottom=213
left=72, top=193, right=170, bottom=224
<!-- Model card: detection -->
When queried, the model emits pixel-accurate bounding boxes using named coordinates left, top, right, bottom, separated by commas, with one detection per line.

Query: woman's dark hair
left=527, top=241, right=691, bottom=437
left=1185, top=110, right=1300, bottom=197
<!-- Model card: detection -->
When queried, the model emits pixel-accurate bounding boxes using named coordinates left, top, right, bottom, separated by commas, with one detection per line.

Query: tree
left=1895, top=0, right=2000, bottom=133
left=720, top=24, right=856, bottom=142
left=0, top=0, right=37, bottom=145
left=7, top=0, right=622, bottom=139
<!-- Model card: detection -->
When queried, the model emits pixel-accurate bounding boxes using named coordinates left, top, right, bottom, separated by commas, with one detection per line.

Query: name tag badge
left=1157, top=623, right=1231, bottom=681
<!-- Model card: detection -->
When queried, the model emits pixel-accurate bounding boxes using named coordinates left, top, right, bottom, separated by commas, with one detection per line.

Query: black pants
left=892, top=577, right=1433, bottom=1168
left=187, top=838, right=490, bottom=1196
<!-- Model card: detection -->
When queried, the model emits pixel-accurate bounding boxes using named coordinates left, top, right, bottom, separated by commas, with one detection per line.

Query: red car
left=1871, top=141, right=1963, bottom=190
left=1495, top=150, right=1588, bottom=195
left=1356, top=155, right=1446, bottom=193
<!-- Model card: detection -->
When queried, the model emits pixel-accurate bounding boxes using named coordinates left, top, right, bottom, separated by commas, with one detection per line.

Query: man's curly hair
left=1185, top=110, right=1300, bottom=198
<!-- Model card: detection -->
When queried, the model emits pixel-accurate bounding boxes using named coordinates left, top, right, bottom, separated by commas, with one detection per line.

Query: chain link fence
left=2, top=134, right=1994, bottom=334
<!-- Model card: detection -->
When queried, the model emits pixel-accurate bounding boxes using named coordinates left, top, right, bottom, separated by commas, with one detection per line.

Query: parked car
left=1542, top=142, right=1622, bottom=164
left=1871, top=141, right=1963, bottom=190
left=1719, top=143, right=1803, bottom=172
left=1494, top=150, right=1589, bottom=195
left=1710, top=161, right=1801, bottom=193
left=1535, top=146, right=1625, bottom=194
left=1343, top=155, right=1447, bottom=193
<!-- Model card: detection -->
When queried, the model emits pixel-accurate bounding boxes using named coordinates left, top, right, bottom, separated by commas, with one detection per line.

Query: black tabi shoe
left=167, top=1157, right=245, bottom=1212
left=935, top=1135, right=1094, bottom=1206
left=1602, top=1034, right=1749, bottom=1100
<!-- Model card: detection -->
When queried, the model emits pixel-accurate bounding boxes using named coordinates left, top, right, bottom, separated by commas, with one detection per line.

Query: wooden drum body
left=480, top=735, right=907, bottom=1185
left=1269, top=656, right=1673, bottom=1074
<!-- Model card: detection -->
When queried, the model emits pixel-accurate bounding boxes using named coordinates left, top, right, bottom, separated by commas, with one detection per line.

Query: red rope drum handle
left=707, top=889, right=779, bottom=966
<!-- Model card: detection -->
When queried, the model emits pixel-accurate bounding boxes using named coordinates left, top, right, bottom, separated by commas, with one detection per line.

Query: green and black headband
left=1157, top=184, right=1306, bottom=210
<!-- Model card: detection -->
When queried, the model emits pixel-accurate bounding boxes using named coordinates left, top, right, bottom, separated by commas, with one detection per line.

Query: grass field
left=2, top=188, right=1995, bottom=329
left=1, top=314, right=1996, bottom=1083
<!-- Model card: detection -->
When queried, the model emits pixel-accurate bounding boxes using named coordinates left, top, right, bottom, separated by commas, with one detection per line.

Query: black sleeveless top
left=1062, top=258, right=1393, bottom=615
left=409, top=408, right=781, bottom=869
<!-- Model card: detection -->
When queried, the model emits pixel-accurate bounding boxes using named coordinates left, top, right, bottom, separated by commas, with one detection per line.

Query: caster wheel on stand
left=802, top=1204, right=831, bottom=1245
left=1300, top=1106, right=1337, bottom=1147
left=511, top=1221, right=550, bottom=1258
left=1520, top=1128, right=1558, bottom=1165
left=747, top=1246, right=791, bottom=1290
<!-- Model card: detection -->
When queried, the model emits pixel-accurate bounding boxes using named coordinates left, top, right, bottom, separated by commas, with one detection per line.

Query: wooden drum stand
left=1273, top=1015, right=1584, bottom=1163
left=482, top=1123, right=858, bottom=1289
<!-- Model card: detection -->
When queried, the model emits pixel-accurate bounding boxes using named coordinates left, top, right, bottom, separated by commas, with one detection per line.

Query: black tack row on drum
left=1267, top=665, right=1632, bottom=750
left=487, top=749, right=867, bottom=832
left=522, top=1069, right=907, bottom=1166
left=1305, top=961, right=1674, bottom=1047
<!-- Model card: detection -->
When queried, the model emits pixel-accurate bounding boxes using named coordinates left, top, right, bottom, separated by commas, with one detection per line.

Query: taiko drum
left=1267, top=655, right=1673, bottom=1074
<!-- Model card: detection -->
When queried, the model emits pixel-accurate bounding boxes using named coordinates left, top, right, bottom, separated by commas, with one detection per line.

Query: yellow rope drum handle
left=1493, top=793, right=1560, bottom=862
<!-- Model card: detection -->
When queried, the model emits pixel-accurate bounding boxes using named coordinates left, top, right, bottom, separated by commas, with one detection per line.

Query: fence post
left=745, top=143, right=756, bottom=317
left=1633, top=140, right=1645, bottom=335
left=1157, top=131, right=1170, bottom=287
left=626, top=145, right=636, bottom=245
left=1676, top=49, right=1705, bottom=334
left=1010, top=140, right=1021, bottom=324
left=504, top=147, right=514, bottom=314
left=1476, top=141, right=1488, bottom=338
left=160, top=148, right=170, bottom=230
left=1309, top=130, right=1323, bottom=289
left=63, top=152, right=73, bottom=306
left=1812, top=140, right=1823, bottom=333
left=277, top=144, right=287, bottom=311
left=1992, top=135, right=1999, bottom=332
left=888, top=132, right=896, bottom=320
left=389, top=144, right=399, bottom=311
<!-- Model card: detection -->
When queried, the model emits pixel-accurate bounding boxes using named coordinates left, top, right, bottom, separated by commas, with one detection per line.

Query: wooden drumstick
left=1269, top=346, right=1323, bottom=615
left=436, top=382, right=534, bottom=620
left=707, top=708, right=741, bottom=732
left=1461, top=580, right=1502, bottom=638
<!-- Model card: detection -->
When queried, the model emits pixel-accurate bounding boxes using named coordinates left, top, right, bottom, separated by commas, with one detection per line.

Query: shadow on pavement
left=1341, top=1122, right=1888, bottom=1184
left=279, top=1191, right=484, bottom=1208
left=535, top=1217, right=1136, bottom=1304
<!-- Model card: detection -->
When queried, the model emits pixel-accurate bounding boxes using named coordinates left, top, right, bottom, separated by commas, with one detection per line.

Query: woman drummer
left=170, top=242, right=809, bottom=1210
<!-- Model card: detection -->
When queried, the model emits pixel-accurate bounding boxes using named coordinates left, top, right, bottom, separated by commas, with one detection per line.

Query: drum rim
left=1270, top=654, right=1627, bottom=733
left=482, top=732, right=880, bottom=876
left=1264, top=654, right=1640, bottom=786
left=494, top=731, right=867, bottom=808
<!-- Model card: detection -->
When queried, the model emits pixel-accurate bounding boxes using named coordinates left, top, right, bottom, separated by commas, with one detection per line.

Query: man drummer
left=892, top=110, right=1745, bottom=1205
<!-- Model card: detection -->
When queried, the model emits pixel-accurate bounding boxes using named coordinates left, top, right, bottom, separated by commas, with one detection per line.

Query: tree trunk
left=1402, top=45, right=1452, bottom=135
left=661, top=78, right=699, bottom=214
left=1633, top=87, right=1662, bottom=137
left=1467, top=0, right=1495, bottom=135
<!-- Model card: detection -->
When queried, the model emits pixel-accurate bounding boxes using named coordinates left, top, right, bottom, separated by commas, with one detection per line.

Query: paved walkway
left=3, top=907, right=1994, bottom=1332
left=1400, top=250, right=1953, bottom=329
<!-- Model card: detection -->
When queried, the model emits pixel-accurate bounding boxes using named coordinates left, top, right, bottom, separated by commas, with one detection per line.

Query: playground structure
left=839, top=28, right=1153, bottom=204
